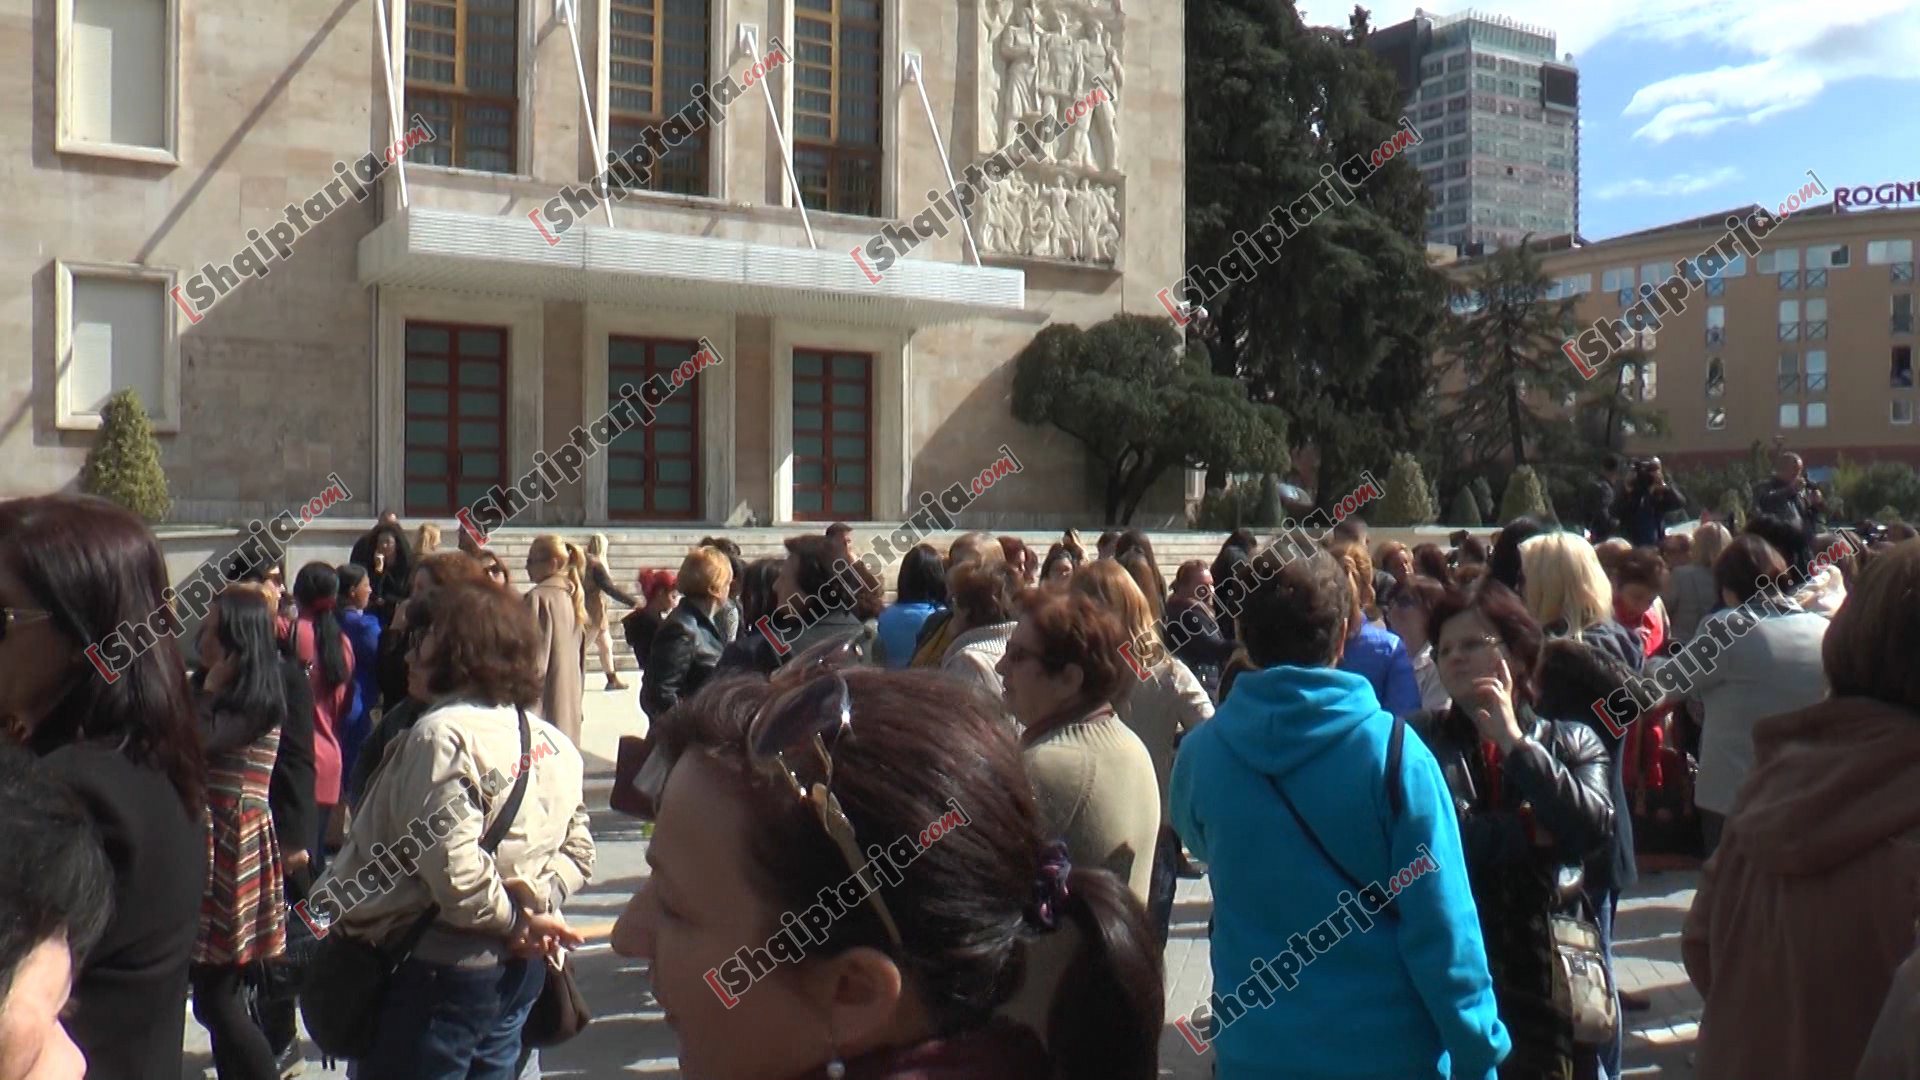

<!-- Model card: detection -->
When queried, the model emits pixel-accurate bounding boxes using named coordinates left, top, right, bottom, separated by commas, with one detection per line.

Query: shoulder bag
left=1550, top=887, right=1619, bottom=1047
left=300, top=707, right=533, bottom=1058
left=1265, top=714, right=1409, bottom=921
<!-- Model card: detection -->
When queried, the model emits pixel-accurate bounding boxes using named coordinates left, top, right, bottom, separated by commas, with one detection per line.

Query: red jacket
left=293, top=615, right=355, bottom=807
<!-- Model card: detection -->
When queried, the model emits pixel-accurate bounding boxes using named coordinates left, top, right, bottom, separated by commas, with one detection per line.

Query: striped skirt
left=196, top=729, right=287, bottom=966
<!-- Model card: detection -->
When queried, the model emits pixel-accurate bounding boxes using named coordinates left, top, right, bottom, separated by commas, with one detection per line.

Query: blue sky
left=1296, top=0, right=1920, bottom=240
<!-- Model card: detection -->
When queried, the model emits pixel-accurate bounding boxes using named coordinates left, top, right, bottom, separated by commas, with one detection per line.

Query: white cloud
left=1310, top=2, right=1920, bottom=143
left=1592, top=165, right=1741, bottom=200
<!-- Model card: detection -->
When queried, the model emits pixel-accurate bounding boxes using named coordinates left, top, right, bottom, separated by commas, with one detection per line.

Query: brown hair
left=1822, top=539, right=1920, bottom=712
left=950, top=560, right=1023, bottom=627
left=1013, top=588, right=1132, bottom=715
left=661, top=670, right=1163, bottom=1080
left=1713, top=535, right=1788, bottom=605
left=1412, top=542, right=1452, bottom=583
left=1069, top=560, right=1158, bottom=664
left=415, top=550, right=488, bottom=591
left=412, top=581, right=544, bottom=709
left=1614, top=547, right=1670, bottom=591
left=1239, top=551, right=1352, bottom=669
left=1427, top=581, right=1543, bottom=711
left=1115, top=550, right=1165, bottom=621
left=1327, top=541, right=1377, bottom=624
left=677, top=546, right=734, bottom=604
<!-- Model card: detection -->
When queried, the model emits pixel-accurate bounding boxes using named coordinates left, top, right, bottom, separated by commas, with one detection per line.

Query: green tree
left=1717, top=488, right=1747, bottom=532
left=1434, top=240, right=1591, bottom=479
left=1446, top=486, right=1483, bottom=527
left=81, top=389, right=170, bottom=522
left=1012, top=314, right=1289, bottom=524
left=1497, top=465, right=1552, bottom=525
left=1185, top=0, right=1442, bottom=513
left=1471, top=476, right=1495, bottom=520
left=1376, top=452, right=1438, bottom=525
left=1830, top=459, right=1920, bottom=521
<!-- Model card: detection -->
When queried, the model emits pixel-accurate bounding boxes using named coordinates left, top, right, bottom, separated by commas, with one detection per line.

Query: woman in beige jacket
left=525, top=535, right=587, bottom=746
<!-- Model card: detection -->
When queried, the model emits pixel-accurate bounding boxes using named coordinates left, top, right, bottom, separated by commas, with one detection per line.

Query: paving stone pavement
left=184, top=691, right=1705, bottom=1078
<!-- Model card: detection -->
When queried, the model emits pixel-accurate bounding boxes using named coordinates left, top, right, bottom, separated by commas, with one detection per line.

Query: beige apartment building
left=1537, top=202, right=1920, bottom=473
left=5, top=0, right=1183, bottom=526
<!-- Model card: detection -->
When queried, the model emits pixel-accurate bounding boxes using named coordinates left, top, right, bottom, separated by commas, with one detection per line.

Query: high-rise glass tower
left=1365, top=9, right=1579, bottom=255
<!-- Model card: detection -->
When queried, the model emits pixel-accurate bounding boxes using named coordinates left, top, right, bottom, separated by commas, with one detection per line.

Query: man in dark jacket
left=1620, top=458, right=1685, bottom=547
left=1584, top=457, right=1623, bottom=542
left=1750, top=451, right=1826, bottom=551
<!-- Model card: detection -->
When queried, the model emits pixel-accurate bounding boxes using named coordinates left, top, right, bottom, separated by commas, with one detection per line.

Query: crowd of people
left=0, top=474, right=1917, bottom=1080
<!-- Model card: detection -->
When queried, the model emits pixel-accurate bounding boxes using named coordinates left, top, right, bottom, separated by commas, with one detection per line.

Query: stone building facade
left=5, top=0, right=1185, bottom=526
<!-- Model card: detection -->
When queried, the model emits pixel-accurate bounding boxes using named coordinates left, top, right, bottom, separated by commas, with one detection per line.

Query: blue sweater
left=1338, top=622, right=1423, bottom=719
left=337, top=607, right=383, bottom=784
left=1171, top=665, right=1509, bottom=1080
left=875, top=602, right=940, bottom=670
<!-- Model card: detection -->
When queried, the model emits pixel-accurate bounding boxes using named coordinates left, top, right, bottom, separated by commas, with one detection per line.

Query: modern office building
left=1522, top=201, right=1920, bottom=470
left=5, top=0, right=1183, bottom=527
left=1365, top=8, right=1579, bottom=256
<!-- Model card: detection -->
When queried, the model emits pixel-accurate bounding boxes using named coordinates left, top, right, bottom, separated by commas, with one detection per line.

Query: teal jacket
left=1171, top=665, right=1509, bottom=1080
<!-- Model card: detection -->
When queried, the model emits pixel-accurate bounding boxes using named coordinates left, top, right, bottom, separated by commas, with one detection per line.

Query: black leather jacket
left=1411, top=706, right=1614, bottom=875
left=643, top=600, right=726, bottom=719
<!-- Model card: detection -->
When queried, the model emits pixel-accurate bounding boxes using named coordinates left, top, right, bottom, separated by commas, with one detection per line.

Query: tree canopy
left=1012, top=313, right=1289, bottom=524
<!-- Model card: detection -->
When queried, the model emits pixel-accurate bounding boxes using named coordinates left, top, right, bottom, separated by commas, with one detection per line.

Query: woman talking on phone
left=1411, top=582, right=1615, bottom=1080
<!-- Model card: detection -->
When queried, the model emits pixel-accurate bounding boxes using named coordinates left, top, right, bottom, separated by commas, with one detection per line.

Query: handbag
left=300, top=707, right=533, bottom=1058
left=524, top=949, right=592, bottom=1047
left=610, top=733, right=674, bottom=820
left=1549, top=891, right=1619, bottom=1048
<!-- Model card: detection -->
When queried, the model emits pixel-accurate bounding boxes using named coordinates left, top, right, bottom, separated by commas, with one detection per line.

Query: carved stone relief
left=977, top=171, right=1121, bottom=265
left=982, top=0, right=1123, bottom=171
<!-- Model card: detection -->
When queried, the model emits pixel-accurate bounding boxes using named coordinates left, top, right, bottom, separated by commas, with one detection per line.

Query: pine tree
left=1376, top=453, right=1438, bottom=525
left=1447, top=486, right=1482, bottom=527
left=1497, top=465, right=1550, bottom=525
left=81, top=389, right=171, bottom=522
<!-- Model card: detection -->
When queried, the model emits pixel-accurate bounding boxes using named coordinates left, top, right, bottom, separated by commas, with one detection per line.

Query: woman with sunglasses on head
left=614, top=653, right=1164, bottom=1080
left=1413, top=583, right=1614, bottom=1080
left=327, top=581, right=594, bottom=1079
left=0, top=495, right=205, bottom=1080
left=187, top=586, right=290, bottom=1080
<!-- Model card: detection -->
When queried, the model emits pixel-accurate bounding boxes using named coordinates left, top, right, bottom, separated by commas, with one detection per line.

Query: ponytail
left=565, top=542, right=589, bottom=626
left=1045, top=868, right=1163, bottom=1080
left=293, top=562, right=349, bottom=692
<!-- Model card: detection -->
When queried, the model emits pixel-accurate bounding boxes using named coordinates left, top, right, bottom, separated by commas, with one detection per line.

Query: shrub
left=1446, top=486, right=1483, bottom=527
left=1497, top=465, right=1551, bottom=525
left=1375, top=453, right=1438, bottom=526
left=81, top=389, right=170, bottom=522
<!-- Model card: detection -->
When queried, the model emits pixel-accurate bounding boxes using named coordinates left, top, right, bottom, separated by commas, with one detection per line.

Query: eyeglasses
left=1435, top=635, right=1503, bottom=662
left=0, top=608, right=51, bottom=643
left=746, top=640, right=903, bottom=948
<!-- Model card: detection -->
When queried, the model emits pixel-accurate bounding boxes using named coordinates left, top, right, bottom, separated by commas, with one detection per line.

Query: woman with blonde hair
left=581, top=533, right=639, bottom=692
left=1666, top=523, right=1730, bottom=643
left=1327, top=542, right=1421, bottom=718
left=642, top=547, right=732, bottom=720
left=1069, top=560, right=1211, bottom=944
left=525, top=535, right=588, bottom=745
left=412, top=522, right=441, bottom=557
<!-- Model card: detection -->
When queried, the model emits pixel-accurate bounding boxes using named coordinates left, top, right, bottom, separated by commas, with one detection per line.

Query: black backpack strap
left=480, top=707, right=534, bottom=855
left=1266, top=773, right=1401, bottom=923
left=1386, top=713, right=1407, bottom=819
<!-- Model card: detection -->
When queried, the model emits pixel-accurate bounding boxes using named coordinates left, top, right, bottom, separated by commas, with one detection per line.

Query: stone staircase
left=473, top=526, right=1241, bottom=675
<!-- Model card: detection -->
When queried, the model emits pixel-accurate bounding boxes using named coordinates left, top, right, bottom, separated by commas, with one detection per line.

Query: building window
left=1805, top=267, right=1827, bottom=289
left=1779, top=403, right=1800, bottom=428
left=1706, top=357, right=1725, bottom=398
left=1640, top=262, right=1667, bottom=286
left=1894, top=345, right=1915, bottom=389
left=57, top=0, right=177, bottom=161
left=1895, top=400, right=1915, bottom=425
left=792, top=349, right=872, bottom=520
left=1600, top=267, right=1632, bottom=293
left=1806, top=298, right=1827, bottom=340
left=1807, top=402, right=1827, bottom=428
left=1707, top=406, right=1727, bottom=430
left=406, top=0, right=519, bottom=173
left=1421, top=102, right=1444, bottom=121
left=1779, top=299, right=1800, bottom=341
left=1707, top=277, right=1725, bottom=297
left=54, top=262, right=179, bottom=431
left=1707, top=305, right=1725, bottom=346
left=1722, top=254, right=1747, bottom=278
left=1895, top=294, right=1914, bottom=335
left=1778, top=351, right=1800, bottom=393
left=1806, top=350, right=1827, bottom=392
left=795, top=0, right=883, bottom=218
left=606, top=337, right=703, bottom=519
left=1806, top=243, right=1848, bottom=269
left=608, top=0, right=712, bottom=196
left=1868, top=239, right=1914, bottom=280
left=403, top=323, right=509, bottom=515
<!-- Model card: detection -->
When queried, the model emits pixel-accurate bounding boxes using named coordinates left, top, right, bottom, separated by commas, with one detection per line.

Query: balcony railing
left=1807, top=373, right=1828, bottom=392
left=1778, top=373, right=1801, bottom=392
left=1893, top=262, right=1914, bottom=283
left=1706, top=326, right=1726, bottom=346
left=1778, top=270, right=1800, bottom=290
left=1706, top=278, right=1725, bottom=297
left=1895, top=314, right=1915, bottom=334
left=1779, top=322, right=1801, bottom=341
left=1617, top=287, right=1634, bottom=306
left=1805, top=268, right=1828, bottom=289
left=1807, top=321, right=1828, bottom=340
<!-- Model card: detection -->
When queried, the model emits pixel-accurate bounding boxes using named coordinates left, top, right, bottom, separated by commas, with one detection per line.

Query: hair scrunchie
left=307, top=596, right=336, bottom=614
left=1025, top=841, right=1073, bottom=932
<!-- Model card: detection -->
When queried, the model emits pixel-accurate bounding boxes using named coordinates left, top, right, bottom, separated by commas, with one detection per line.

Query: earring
left=825, top=1020, right=847, bottom=1080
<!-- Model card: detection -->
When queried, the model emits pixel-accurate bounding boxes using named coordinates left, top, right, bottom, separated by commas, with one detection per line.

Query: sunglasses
left=0, top=608, right=51, bottom=643
left=746, top=639, right=903, bottom=948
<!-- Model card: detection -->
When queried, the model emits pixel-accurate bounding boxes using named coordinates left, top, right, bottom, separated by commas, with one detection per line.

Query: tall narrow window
left=406, top=0, right=518, bottom=173
left=1895, top=294, right=1915, bottom=335
left=1779, top=403, right=1800, bottom=429
left=609, top=0, right=711, bottom=195
left=1778, top=351, right=1800, bottom=393
left=1779, top=299, right=1800, bottom=341
left=1806, top=403, right=1827, bottom=428
left=792, top=350, right=872, bottom=520
left=1806, top=298, right=1828, bottom=340
left=404, top=324, right=509, bottom=515
left=607, top=338, right=703, bottom=519
left=794, top=0, right=882, bottom=217
left=1894, top=346, right=1914, bottom=389
left=61, top=0, right=173, bottom=156
left=1805, top=350, right=1827, bottom=392
left=1705, top=357, right=1725, bottom=398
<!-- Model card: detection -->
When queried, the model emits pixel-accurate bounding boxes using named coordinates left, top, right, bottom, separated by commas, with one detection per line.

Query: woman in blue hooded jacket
left=1171, top=550, right=1509, bottom=1080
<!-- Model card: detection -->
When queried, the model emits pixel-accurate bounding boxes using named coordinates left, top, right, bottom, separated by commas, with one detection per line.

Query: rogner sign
left=1835, top=182, right=1920, bottom=211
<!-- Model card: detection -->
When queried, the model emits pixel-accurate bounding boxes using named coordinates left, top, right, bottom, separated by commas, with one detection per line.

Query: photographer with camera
left=1751, top=451, right=1827, bottom=556
left=1621, top=457, right=1686, bottom=547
